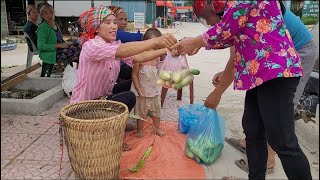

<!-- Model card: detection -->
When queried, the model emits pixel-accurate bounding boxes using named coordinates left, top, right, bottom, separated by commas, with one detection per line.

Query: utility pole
left=151, top=0, right=154, bottom=23
left=164, top=0, right=167, bottom=27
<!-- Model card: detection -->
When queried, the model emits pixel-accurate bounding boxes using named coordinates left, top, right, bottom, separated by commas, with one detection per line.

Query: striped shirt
left=70, top=35, right=133, bottom=104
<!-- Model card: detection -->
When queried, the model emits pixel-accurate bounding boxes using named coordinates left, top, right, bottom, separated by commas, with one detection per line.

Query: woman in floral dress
left=172, top=1, right=312, bottom=180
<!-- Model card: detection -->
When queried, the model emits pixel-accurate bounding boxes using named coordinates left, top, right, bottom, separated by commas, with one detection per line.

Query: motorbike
left=295, top=69, right=319, bottom=123
left=66, top=16, right=80, bottom=45
left=295, top=23, right=319, bottom=123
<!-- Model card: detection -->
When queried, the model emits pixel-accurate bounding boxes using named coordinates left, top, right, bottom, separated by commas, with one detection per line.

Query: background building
left=2, top=0, right=157, bottom=35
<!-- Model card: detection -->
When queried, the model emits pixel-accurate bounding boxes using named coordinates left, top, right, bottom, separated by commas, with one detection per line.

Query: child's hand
left=170, top=49, right=179, bottom=57
left=137, top=87, right=144, bottom=97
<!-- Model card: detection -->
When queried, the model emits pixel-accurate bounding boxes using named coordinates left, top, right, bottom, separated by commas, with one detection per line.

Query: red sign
left=156, top=1, right=174, bottom=8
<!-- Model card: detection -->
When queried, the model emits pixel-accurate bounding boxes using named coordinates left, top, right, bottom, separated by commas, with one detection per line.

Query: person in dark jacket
left=110, top=6, right=143, bottom=43
left=110, top=6, right=144, bottom=91
left=24, top=5, right=39, bottom=52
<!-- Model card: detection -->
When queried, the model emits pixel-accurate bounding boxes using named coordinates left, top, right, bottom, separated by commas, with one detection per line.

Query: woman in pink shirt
left=71, top=6, right=177, bottom=151
left=71, top=6, right=176, bottom=104
left=172, top=1, right=311, bottom=180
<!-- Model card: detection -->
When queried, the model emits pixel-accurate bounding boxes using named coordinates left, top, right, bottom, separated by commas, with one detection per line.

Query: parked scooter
left=66, top=16, right=80, bottom=45
left=295, top=23, right=319, bottom=123
left=295, top=70, right=319, bottom=123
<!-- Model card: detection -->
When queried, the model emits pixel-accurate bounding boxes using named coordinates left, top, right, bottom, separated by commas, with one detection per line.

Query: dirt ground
left=1, top=22, right=319, bottom=179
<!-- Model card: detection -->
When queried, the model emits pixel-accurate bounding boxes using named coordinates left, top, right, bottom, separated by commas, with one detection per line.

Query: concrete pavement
left=1, top=22, right=319, bottom=179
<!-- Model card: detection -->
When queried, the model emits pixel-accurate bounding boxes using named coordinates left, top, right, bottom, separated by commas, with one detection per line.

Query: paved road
left=1, top=22, right=318, bottom=179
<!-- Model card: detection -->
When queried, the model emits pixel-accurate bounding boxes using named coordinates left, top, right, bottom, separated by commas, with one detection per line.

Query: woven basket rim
left=60, top=100, right=129, bottom=123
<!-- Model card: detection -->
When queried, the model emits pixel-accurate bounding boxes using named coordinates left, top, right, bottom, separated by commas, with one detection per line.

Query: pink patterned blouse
left=202, top=1, right=303, bottom=90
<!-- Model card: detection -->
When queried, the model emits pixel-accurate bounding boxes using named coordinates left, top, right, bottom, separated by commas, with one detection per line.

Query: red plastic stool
left=160, top=81, right=194, bottom=107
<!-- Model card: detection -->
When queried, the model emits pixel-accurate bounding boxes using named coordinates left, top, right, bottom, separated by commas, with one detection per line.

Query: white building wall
left=35, top=0, right=111, bottom=17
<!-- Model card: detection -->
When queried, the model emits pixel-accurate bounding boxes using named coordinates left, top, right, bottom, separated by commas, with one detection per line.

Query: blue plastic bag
left=185, top=105, right=225, bottom=165
left=178, top=104, right=205, bottom=134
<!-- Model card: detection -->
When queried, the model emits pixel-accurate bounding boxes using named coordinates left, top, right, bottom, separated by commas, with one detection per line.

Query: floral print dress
left=202, top=0, right=303, bottom=90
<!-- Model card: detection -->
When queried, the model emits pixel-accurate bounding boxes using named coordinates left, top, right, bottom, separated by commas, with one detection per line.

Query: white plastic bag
left=62, top=65, right=77, bottom=97
left=157, top=54, right=200, bottom=90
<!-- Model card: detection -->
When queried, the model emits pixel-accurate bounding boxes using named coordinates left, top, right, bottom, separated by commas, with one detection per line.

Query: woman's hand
left=189, top=47, right=201, bottom=56
left=171, top=36, right=205, bottom=56
left=204, top=90, right=222, bottom=110
left=212, top=71, right=224, bottom=87
left=156, top=34, right=178, bottom=49
left=55, top=43, right=69, bottom=49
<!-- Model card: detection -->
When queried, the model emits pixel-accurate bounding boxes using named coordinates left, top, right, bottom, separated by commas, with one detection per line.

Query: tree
left=184, top=1, right=193, bottom=6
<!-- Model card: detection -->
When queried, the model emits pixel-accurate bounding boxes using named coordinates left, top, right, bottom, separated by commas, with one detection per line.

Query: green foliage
left=301, top=16, right=319, bottom=25
left=184, top=1, right=193, bottom=6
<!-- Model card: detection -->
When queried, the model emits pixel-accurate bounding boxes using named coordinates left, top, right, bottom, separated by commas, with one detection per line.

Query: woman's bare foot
left=267, top=144, right=276, bottom=169
left=122, top=143, right=131, bottom=151
left=155, top=128, right=166, bottom=137
left=239, top=138, right=246, bottom=149
left=135, top=130, right=144, bottom=138
left=267, top=161, right=276, bottom=170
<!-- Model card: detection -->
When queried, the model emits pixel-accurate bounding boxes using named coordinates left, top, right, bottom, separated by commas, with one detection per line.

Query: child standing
left=131, top=28, right=173, bottom=138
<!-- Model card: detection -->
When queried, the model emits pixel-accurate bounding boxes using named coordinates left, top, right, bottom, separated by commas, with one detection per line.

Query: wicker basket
left=59, top=100, right=129, bottom=179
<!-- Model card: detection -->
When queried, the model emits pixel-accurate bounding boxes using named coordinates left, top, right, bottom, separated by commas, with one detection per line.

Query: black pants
left=242, top=77, right=312, bottom=180
left=40, top=62, right=54, bottom=77
left=116, top=63, right=133, bottom=91
left=113, top=79, right=132, bottom=92
left=118, top=63, right=133, bottom=81
left=106, top=80, right=136, bottom=112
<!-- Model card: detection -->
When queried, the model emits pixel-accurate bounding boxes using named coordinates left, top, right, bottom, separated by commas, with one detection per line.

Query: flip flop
left=235, top=159, right=275, bottom=175
left=225, top=137, right=246, bottom=154
left=222, top=176, right=242, bottom=180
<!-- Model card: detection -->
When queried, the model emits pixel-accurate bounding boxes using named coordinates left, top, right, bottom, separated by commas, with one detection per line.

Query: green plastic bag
left=185, top=105, right=225, bottom=165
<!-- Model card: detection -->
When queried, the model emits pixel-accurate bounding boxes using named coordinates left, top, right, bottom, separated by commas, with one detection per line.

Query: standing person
left=24, top=5, right=39, bottom=52
left=172, top=1, right=312, bottom=180
left=158, top=16, right=163, bottom=27
left=154, top=19, right=158, bottom=28
left=213, top=3, right=317, bottom=175
left=283, top=0, right=292, bottom=11
left=131, top=28, right=175, bottom=138
left=72, top=6, right=177, bottom=150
